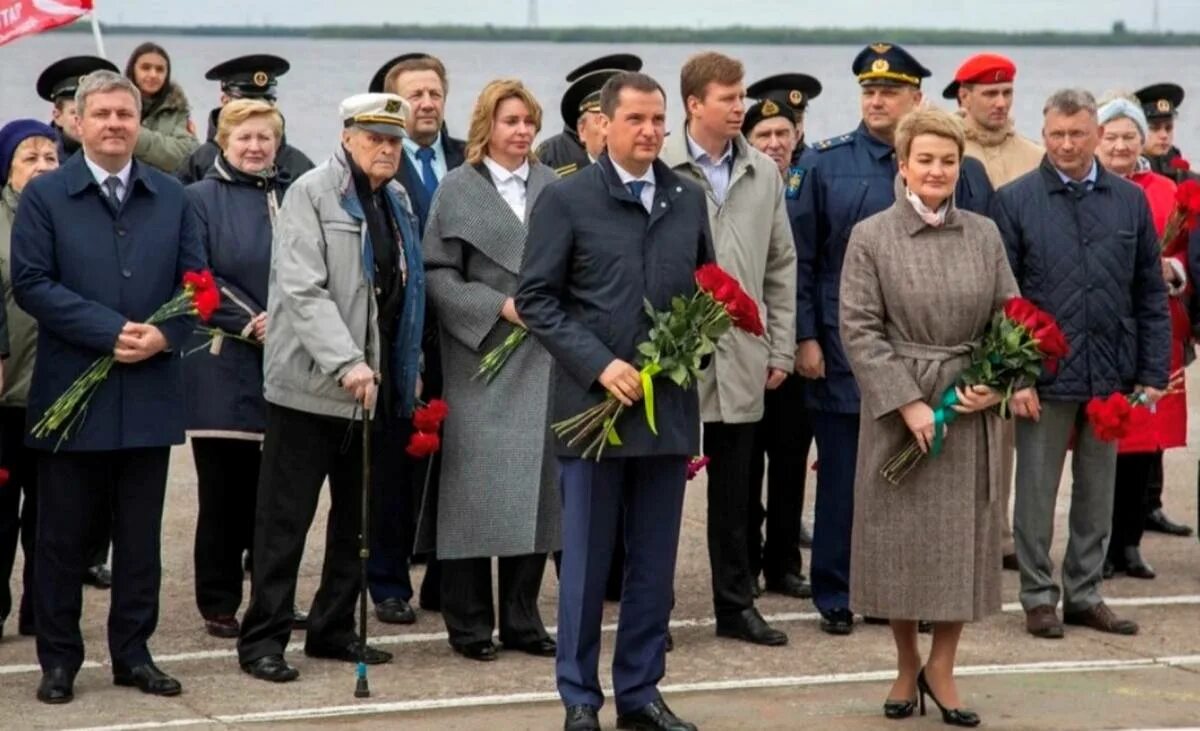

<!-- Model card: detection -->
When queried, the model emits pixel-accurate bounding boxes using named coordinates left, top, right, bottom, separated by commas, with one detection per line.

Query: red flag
left=0, top=0, right=93, bottom=47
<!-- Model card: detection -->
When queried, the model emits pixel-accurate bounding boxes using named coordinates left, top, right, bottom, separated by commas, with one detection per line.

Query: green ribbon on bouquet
left=600, top=362, right=665, bottom=449
left=931, top=386, right=961, bottom=457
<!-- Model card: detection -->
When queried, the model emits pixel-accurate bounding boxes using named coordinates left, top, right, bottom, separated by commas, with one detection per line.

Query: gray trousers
left=1014, top=400, right=1116, bottom=613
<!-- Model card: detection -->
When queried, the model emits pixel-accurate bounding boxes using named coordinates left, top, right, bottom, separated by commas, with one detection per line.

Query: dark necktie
left=103, top=175, right=122, bottom=206
left=415, top=146, right=439, bottom=198
left=1066, top=180, right=1088, bottom=200
left=626, top=180, right=647, bottom=200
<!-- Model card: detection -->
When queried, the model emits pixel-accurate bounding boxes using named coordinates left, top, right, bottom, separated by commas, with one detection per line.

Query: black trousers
left=238, top=404, right=363, bottom=664
left=0, top=407, right=36, bottom=632
left=1109, top=451, right=1157, bottom=562
left=440, top=553, right=549, bottom=647
left=366, top=410, right=415, bottom=604
left=35, top=447, right=170, bottom=672
left=1144, top=452, right=1166, bottom=513
left=749, top=377, right=813, bottom=582
left=192, top=437, right=260, bottom=618
left=703, top=421, right=760, bottom=620
left=87, top=503, right=111, bottom=569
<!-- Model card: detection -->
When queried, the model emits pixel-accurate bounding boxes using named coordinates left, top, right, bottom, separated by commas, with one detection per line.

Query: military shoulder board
left=814, top=134, right=854, bottom=152
left=785, top=166, right=806, bottom=199
left=554, top=163, right=579, bottom=177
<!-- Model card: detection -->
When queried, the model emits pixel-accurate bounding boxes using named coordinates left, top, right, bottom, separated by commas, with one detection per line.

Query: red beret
left=942, top=53, right=1016, bottom=99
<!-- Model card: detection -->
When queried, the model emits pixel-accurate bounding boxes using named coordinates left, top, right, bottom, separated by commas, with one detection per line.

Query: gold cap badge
left=384, top=99, right=402, bottom=114
left=1157, top=98, right=1172, bottom=113
left=253, top=71, right=269, bottom=87
left=762, top=99, right=780, bottom=116
left=788, top=89, right=804, bottom=106
left=872, top=59, right=890, bottom=73
left=870, top=43, right=892, bottom=54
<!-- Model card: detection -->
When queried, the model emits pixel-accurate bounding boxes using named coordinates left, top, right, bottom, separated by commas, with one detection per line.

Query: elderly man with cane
left=236, top=93, right=426, bottom=683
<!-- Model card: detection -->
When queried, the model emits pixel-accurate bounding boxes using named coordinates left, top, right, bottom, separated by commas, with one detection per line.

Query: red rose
left=694, top=263, right=727, bottom=294
left=1176, top=180, right=1200, bottom=216
left=1003, top=297, right=1040, bottom=329
left=729, top=292, right=765, bottom=336
left=405, top=431, right=441, bottom=458
left=1031, top=315, right=1069, bottom=360
left=1170, top=157, right=1191, bottom=172
left=686, top=455, right=710, bottom=480
left=1085, top=393, right=1135, bottom=441
left=412, top=399, right=449, bottom=433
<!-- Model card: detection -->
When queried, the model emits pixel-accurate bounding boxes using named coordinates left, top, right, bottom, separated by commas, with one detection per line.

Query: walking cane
left=355, top=397, right=372, bottom=699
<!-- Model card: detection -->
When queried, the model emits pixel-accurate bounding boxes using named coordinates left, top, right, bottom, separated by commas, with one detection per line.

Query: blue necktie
left=415, top=146, right=439, bottom=198
left=626, top=180, right=646, bottom=200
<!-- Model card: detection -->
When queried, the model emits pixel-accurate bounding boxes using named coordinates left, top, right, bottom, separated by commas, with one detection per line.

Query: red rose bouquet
left=1084, top=392, right=1152, bottom=442
left=32, top=270, right=220, bottom=449
left=406, top=398, right=449, bottom=458
left=552, top=264, right=763, bottom=460
left=881, top=296, right=1068, bottom=485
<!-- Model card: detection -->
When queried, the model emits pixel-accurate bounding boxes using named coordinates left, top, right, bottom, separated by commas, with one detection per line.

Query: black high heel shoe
left=883, top=698, right=918, bottom=719
left=917, top=668, right=980, bottom=727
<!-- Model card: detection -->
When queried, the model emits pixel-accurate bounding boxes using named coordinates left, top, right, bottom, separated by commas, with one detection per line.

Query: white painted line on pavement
left=59, top=654, right=1200, bottom=731
left=5, top=594, right=1198, bottom=676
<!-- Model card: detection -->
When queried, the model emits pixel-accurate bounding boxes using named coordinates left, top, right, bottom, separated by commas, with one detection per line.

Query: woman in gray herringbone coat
left=420, top=79, right=560, bottom=662
left=840, top=108, right=1028, bottom=727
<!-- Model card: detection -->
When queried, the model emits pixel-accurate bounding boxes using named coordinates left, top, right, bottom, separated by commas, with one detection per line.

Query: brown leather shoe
left=1064, top=602, right=1138, bottom=635
left=1025, top=605, right=1064, bottom=639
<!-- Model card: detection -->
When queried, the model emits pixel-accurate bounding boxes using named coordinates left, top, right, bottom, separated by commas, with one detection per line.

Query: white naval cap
left=340, top=93, right=410, bottom=138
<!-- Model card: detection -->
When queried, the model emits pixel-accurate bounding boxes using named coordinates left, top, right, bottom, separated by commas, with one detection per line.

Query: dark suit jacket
left=517, top=154, right=714, bottom=458
left=12, top=154, right=207, bottom=451
left=397, top=132, right=466, bottom=236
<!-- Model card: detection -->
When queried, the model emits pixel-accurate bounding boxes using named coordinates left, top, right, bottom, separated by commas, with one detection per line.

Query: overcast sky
left=94, top=0, right=1200, bottom=32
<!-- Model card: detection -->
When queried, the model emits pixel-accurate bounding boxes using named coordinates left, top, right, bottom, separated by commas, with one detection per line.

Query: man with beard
left=536, top=53, right=642, bottom=177
left=793, top=42, right=994, bottom=636
left=176, top=55, right=314, bottom=185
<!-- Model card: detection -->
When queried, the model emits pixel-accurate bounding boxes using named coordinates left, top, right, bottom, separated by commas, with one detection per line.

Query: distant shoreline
left=54, top=23, right=1200, bottom=47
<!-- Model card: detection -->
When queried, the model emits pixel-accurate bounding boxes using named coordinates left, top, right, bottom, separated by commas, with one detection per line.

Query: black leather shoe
left=1145, top=508, right=1193, bottom=536
left=453, top=640, right=498, bottom=661
left=241, top=655, right=299, bottom=683
left=617, top=699, right=697, bottom=731
left=83, top=564, right=112, bottom=589
left=37, top=667, right=75, bottom=704
left=884, top=698, right=918, bottom=719
left=505, top=637, right=557, bottom=657
left=113, top=662, right=182, bottom=696
left=374, top=598, right=416, bottom=624
left=1123, top=547, right=1156, bottom=579
left=918, top=668, right=980, bottom=727
left=564, top=704, right=601, bottom=731
left=1002, top=553, right=1020, bottom=572
left=716, top=607, right=788, bottom=646
left=204, top=614, right=239, bottom=639
left=305, top=641, right=393, bottom=664
left=765, top=572, right=812, bottom=599
left=820, top=609, right=854, bottom=635
left=292, top=606, right=308, bottom=630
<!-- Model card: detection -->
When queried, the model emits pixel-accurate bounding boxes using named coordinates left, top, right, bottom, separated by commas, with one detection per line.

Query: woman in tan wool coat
left=840, top=108, right=1032, bottom=728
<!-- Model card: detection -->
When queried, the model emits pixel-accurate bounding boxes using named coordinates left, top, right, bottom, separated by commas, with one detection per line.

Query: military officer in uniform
left=36, top=56, right=119, bottom=164
left=176, top=55, right=314, bottom=185
left=793, top=42, right=994, bottom=636
left=1137, top=83, right=1198, bottom=185
left=745, top=73, right=823, bottom=167
left=536, top=53, right=642, bottom=177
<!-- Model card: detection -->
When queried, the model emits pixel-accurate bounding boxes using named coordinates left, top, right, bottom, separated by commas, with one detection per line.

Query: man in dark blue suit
left=368, top=52, right=467, bottom=621
left=792, top=43, right=995, bottom=636
left=518, top=72, right=711, bottom=731
left=11, top=70, right=206, bottom=704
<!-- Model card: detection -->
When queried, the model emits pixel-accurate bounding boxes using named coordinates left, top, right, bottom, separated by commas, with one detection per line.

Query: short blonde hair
left=465, top=79, right=542, bottom=165
left=895, top=107, right=965, bottom=162
left=216, top=99, right=283, bottom=150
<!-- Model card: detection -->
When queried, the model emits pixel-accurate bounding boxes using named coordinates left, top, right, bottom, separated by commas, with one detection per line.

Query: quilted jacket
left=991, top=156, right=1171, bottom=401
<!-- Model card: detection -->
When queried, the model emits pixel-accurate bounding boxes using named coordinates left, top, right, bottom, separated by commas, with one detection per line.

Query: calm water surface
left=3, top=35, right=1197, bottom=163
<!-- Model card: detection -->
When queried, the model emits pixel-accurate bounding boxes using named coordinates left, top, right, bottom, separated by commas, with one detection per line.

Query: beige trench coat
left=839, top=178, right=1018, bottom=622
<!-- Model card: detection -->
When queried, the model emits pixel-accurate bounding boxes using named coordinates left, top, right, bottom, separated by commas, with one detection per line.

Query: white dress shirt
left=686, top=130, right=733, bottom=205
left=609, top=158, right=656, bottom=213
left=482, top=156, right=530, bottom=221
left=84, top=155, right=133, bottom=202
